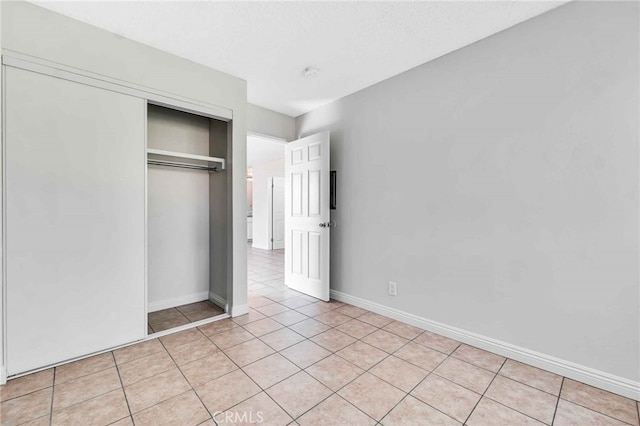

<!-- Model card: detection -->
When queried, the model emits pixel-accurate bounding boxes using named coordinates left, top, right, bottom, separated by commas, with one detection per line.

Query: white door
left=5, top=67, right=146, bottom=375
left=284, top=132, right=330, bottom=301
left=272, top=177, right=285, bottom=249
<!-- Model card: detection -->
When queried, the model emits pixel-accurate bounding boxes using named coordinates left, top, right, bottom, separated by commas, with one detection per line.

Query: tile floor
left=1, top=245, right=639, bottom=425
left=148, top=301, right=225, bottom=334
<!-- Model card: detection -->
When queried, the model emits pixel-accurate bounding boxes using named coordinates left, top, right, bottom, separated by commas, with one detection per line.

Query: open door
left=284, top=132, right=330, bottom=301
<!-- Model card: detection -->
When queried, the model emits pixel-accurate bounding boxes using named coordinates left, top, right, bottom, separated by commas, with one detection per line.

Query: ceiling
left=247, top=135, right=284, bottom=168
left=35, top=1, right=565, bottom=117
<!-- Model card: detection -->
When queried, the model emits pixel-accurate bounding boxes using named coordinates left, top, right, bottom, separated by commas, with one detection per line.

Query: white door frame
left=267, top=177, right=285, bottom=250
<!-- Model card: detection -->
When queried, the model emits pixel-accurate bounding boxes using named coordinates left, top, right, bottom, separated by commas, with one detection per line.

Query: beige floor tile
left=266, top=290, right=303, bottom=303
left=0, top=368, right=53, bottom=402
left=434, top=357, right=495, bottom=394
left=231, top=309, right=267, bottom=326
left=554, top=399, right=629, bottom=426
left=485, top=375, right=557, bottom=424
left=243, top=353, right=300, bottom=388
left=215, top=392, right=292, bottom=426
left=381, top=395, right=461, bottom=426
left=51, top=388, right=129, bottom=426
left=468, top=398, right=544, bottom=426
left=451, top=344, right=506, bottom=373
left=195, top=370, right=261, bottom=413
left=560, top=378, right=639, bottom=425
left=23, top=415, right=53, bottom=426
left=413, top=331, right=460, bottom=354
left=114, top=339, right=165, bottom=365
left=254, top=303, right=291, bottom=317
left=133, top=390, right=210, bottom=426
left=295, top=302, right=338, bottom=317
left=280, top=296, right=316, bottom=309
left=297, top=394, right=375, bottom=426
left=314, top=310, right=352, bottom=327
left=499, top=360, right=562, bottom=396
left=242, top=318, right=284, bottom=337
left=289, top=318, right=331, bottom=338
left=53, top=366, right=121, bottom=411
left=270, top=310, right=308, bottom=326
left=124, top=368, right=191, bottom=413
left=149, top=308, right=191, bottom=332
left=224, top=338, right=275, bottom=367
left=199, top=318, right=240, bottom=336
left=338, top=372, right=406, bottom=421
left=260, top=328, right=306, bottom=351
left=197, top=419, right=216, bottom=426
left=411, top=374, right=480, bottom=423
left=159, top=328, right=206, bottom=350
left=336, top=319, right=378, bottom=339
left=335, top=305, right=368, bottom=318
left=382, top=321, right=424, bottom=340
left=55, top=353, right=115, bottom=385
left=336, top=341, right=388, bottom=370
left=112, top=417, right=134, bottom=426
left=369, top=356, right=428, bottom=392
left=165, top=333, right=219, bottom=365
left=0, top=387, right=52, bottom=425
left=209, top=327, right=255, bottom=349
left=248, top=296, right=274, bottom=308
left=311, top=329, right=356, bottom=352
left=358, top=312, right=393, bottom=328
left=118, top=350, right=176, bottom=386
left=306, top=354, right=364, bottom=391
left=179, top=352, right=237, bottom=387
left=280, top=340, right=331, bottom=369
left=266, top=371, right=332, bottom=418
left=361, top=329, right=408, bottom=354
left=394, top=342, right=448, bottom=371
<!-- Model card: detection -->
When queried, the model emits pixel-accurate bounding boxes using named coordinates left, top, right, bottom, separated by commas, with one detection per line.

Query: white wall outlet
left=388, top=281, right=397, bottom=296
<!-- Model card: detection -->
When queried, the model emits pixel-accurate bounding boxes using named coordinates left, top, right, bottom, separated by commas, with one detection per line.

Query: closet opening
left=146, top=104, right=230, bottom=334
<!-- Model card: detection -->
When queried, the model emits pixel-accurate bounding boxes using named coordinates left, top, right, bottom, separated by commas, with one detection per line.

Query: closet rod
left=147, top=159, right=218, bottom=172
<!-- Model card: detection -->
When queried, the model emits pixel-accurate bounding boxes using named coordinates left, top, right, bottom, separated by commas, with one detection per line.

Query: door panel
left=5, top=67, right=146, bottom=374
left=284, top=132, right=330, bottom=301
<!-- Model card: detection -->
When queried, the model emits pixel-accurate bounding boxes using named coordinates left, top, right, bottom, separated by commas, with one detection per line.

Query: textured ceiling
left=35, top=1, right=566, bottom=117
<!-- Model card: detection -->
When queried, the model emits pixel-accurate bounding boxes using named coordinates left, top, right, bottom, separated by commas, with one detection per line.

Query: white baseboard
left=148, top=291, right=210, bottom=313
left=0, top=365, right=7, bottom=385
left=330, top=289, right=640, bottom=400
left=209, top=291, right=228, bottom=312
left=230, top=303, right=249, bottom=317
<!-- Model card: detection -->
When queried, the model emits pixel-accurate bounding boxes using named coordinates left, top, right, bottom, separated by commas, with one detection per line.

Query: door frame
left=267, top=176, right=285, bottom=250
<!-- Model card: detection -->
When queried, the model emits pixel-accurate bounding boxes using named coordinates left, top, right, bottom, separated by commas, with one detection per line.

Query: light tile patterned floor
left=1, top=244, right=639, bottom=425
left=148, top=301, right=225, bottom=334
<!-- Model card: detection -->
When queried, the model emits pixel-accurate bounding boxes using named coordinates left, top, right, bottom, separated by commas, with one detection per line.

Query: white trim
left=0, top=366, right=6, bottom=385
left=247, top=131, right=288, bottom=144
left=229, top=303, right=249, bottom=317
left=147, top=291, right=210, bottom=313
left=330, top=289, right=640, bottom=400
left=1, top=51, right=233, bottom=122
left=147, top=148, right=226, bottom=170
left=209, top=291, right=228, bottom=312
left=267, top=177, right=274, bottom=250
left=5, top=313, right=229, bottom=382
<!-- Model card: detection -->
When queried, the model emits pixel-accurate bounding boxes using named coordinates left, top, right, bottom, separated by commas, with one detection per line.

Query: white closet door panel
left=5, top=67, right=146, bottom=375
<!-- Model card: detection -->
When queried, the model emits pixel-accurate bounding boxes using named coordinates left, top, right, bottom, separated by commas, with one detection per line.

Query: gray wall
left=296, top=1, right=639, bottom=382
left=248, top=104, right=295, bottom=141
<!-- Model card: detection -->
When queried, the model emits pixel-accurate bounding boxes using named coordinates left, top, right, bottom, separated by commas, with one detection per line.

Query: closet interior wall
left=147, top=105, right=228, bottom=313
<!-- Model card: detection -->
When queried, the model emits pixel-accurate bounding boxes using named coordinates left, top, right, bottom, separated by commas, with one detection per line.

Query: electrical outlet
left=388, top=281, right=397, bottom=296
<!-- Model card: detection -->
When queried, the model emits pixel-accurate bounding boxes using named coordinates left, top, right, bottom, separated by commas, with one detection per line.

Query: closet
left=146, top=105, right=229, bottom=333
left=3, top=60, right=233, bottom=377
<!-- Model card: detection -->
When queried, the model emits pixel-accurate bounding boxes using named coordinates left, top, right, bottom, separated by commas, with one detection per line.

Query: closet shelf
left=147, top=148, right=225, bottom=171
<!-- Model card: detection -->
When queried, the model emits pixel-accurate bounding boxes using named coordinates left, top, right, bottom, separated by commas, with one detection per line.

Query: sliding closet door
left=5, top=67, right=146, bottom=375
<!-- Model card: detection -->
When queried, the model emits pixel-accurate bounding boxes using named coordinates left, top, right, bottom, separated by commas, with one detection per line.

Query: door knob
left=319, top=223, right=327, bottom=228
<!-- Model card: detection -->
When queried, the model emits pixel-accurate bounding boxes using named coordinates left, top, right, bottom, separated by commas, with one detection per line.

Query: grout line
left=462, top=358, right=507, bottom=425
left=551, top=377, right=565, bottom=425
left=113, top=352, right=135, bottom=425
left=49, top=367, right=56, bottom=424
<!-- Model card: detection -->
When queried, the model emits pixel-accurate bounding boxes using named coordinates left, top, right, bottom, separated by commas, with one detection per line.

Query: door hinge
left=271, top=238, right=274, bottom=242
